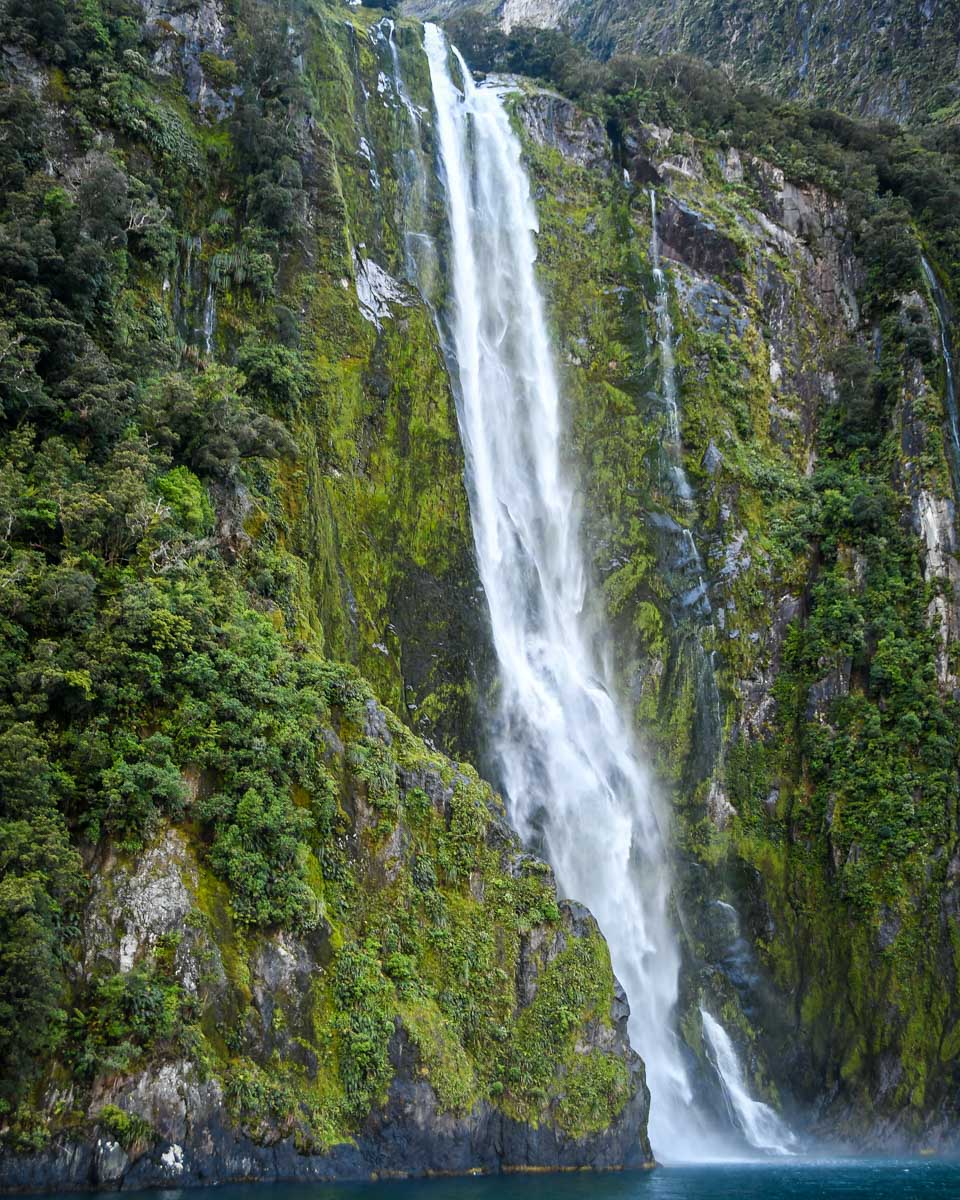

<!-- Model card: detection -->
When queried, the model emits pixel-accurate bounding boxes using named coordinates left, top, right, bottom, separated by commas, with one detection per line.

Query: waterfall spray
left=418, top=23, right=792, bottom=1159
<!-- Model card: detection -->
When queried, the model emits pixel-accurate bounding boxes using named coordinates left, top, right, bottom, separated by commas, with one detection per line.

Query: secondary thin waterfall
left=373, top=18, right=438, bottom=291
left=421, top=24, right=792, bottom=1158
left=921, top=256, right=960, bottom=499
left=649, top=189, right=693, bottom=506
left=423, top=23, right=693, bottom=1154
left=701, top=1011, right=796, bottom=1155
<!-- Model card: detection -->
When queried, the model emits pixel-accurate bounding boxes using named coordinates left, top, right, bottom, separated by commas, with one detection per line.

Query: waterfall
left=701, top=1010, right=796, bottom=1155
left=649, top=189, right=693, bottom=505
left=423, top=22, right=693, bottom=1154
left=201, top=280, right=216, bottom=358
left=420, top=23, right=789, bottom=1159
left=380, top=17, right=422, bottom=132
left=647, top=194, right=705, bottom=614
left=168, top=234, right=216, bottom=357
left=921, top=256, right=960, bottom=499
left=372, top=17, right=438, bottom=295
left=648, top=197, right=722, bottom=776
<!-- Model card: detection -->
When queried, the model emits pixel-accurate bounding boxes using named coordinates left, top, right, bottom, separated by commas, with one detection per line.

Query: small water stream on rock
left=372, top=18, right=439, bottom=297
left=646, top=191, right=724, bottom=792
left=201, top=279, right=216, bottom=357
left=169, top=233, right=216, bottom=357
left=921, top=256, right=960, bottom=500
left=415, top=25, right=793, bottom=1160
left=701, top=1011, right=797, bottom=1155
left=649, top=189, right=693, bottom=506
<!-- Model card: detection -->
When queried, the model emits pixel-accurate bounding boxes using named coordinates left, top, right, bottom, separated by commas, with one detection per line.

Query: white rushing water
left=421, top=24, right=793, bottom=1159
left=701, top=1010, right=796, bottom=1155
left=201, top=280, right=216, bottom=358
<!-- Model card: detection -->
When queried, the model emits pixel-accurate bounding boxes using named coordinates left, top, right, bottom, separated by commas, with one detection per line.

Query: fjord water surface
left=59, top=1162, right=957, bottom=1200
left=419, top=25, right=791, bottom=1159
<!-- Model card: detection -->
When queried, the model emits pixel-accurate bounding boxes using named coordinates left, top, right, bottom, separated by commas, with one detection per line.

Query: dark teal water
left=65, top=1161, right=960, bottom=1200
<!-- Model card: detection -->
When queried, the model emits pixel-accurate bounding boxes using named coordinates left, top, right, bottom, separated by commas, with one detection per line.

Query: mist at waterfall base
left=414, top=23, right=793, bottom=1162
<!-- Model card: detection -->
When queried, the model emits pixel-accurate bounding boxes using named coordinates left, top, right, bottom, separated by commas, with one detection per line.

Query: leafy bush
left=95, top=1104, right=156, bottom=1150
left=203, top=786, right=318, bottom=929
left=199, top=52, right=238, bottom=92
left=71, top=963, right=185, bottom=1079
left=330, top=940, right=395, bottom=1119
left=154, top=467, right=213, bottom=535
left=0, top=726, right=83, bottom=1104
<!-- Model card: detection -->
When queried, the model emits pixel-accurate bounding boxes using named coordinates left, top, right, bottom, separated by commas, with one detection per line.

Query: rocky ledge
left=0, top=682, right=651, bottom=1192
left=1, top=1005, right=649, bottom=1192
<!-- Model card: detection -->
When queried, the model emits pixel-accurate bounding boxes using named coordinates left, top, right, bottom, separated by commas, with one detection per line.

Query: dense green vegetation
left=2, top=0, right=960, bottom=1162
left=430, top=0, right=960, bottom=126
left=0, top=0, right=641, bottom=1159
left=0, top=0, right=323, bottom=1112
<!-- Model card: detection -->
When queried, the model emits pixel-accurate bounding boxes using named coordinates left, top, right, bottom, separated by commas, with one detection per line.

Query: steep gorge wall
left=510, top=85, right=960, bottom=1144
left=2, top=0, right=960, bottom=1171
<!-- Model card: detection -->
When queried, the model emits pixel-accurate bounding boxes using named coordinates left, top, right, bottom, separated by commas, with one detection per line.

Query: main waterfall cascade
left=375, top=20, right=794, bottom=1159
left=421, top=24, right=690, bottom=1152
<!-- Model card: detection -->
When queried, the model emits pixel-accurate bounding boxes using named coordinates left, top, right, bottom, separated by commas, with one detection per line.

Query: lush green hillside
left=0, top=0, right=649, bottom=1183
left=4, top=0, right=960, bottom=1177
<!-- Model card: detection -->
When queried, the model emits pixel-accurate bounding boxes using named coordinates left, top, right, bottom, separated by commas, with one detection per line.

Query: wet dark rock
left=140, top=0, right=242, bottom=118
left=397, top=762, right=455, bottom=821
left=673, top=273, right=747, bottom=339
left=655, top=198, right=744, bottom=290
left=363, top=696, right=393, bottom=744
left=210, top=479, right=253, bottom=562
left=702, top=441, right=723, bottom=475
left=516, top=92, right=612, bottom=174
left=806, top=658, right=852, bottom=721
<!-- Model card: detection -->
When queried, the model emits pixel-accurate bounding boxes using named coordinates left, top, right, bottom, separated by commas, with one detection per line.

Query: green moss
left=498, top=931, right=616, bottom=1127
left=198, top=52, right=238, bottom=91
left=399, top=1000, right=479, bottom=1113
left=556, top=1051, right=632, bottom=1139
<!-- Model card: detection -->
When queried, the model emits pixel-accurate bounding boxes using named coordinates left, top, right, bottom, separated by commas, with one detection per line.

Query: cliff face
left=508, top=79, right=960, bottom=1144
left=2, top=678, right=650, bottom=1190
left=0, top=0, right=650, bottom=1184
left=3, top=0, right=960, bottom=1176
left=412, top=0, right=960, bottom=123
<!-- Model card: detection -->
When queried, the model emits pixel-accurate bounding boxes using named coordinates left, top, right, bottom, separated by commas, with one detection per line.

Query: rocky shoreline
left=0, top=1024, right=651, bottom=1193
